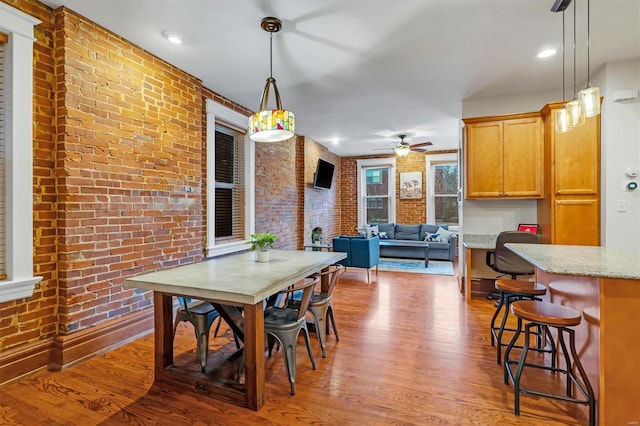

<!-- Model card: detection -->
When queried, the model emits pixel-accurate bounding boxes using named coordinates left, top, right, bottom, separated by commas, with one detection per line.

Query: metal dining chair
left=172, top=297, right=222, bottom=373
left=264, top=276, right=320, bottom=395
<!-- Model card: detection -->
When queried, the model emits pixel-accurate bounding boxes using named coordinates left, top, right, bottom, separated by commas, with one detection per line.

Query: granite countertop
left=462, top=234, right=497, bottom=249
left=505, top=243, right=640, bottom=280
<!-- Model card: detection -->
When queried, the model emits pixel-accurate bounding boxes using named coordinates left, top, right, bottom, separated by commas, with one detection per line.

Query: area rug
left=377, top=258, right=454, bottom=276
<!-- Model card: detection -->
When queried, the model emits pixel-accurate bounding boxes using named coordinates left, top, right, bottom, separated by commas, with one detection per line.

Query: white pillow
left=364, top=225, right=379, bottom=238
left=436, top=226, right=455, bottom=242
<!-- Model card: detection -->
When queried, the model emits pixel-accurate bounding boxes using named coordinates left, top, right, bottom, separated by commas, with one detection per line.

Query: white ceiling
left=39, top=0, right=640, bottom=156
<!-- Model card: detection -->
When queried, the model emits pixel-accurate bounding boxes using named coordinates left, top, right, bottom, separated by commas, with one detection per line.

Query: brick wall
left=255, top=137, right=301, bottom=249
left=303, top=137, right=341, bottom=244
left=0, top=0, right=58, bottom=349
left=53, top=8, right=205, bottom=333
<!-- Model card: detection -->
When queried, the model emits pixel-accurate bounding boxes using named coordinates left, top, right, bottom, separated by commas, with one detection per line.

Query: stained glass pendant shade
left=248, top=17, right=295, bottom=142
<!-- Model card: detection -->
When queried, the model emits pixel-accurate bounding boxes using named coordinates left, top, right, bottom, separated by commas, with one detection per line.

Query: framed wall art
left=400, top=172, right=422, bottom=199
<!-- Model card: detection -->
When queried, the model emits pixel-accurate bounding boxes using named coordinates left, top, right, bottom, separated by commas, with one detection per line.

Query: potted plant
left=247, top=232, right=278, bottom=262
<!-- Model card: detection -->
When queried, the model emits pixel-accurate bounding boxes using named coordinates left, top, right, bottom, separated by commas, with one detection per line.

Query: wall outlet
left=506, top=213, right=515, bottom=223
left=617, top=200, right=627, bottom=212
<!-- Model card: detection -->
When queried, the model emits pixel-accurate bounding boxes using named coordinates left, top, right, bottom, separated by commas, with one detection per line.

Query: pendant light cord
left=572, top=0, right=577, bottom=98
left=269, top=32, right=274, bottom=79
left=587, top=0, right=591, bottom=85
left=562, top=10, right=566, bottom=103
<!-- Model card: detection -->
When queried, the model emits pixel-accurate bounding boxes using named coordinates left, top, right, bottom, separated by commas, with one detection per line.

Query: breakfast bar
left=505, top=243, right=640, bottom=426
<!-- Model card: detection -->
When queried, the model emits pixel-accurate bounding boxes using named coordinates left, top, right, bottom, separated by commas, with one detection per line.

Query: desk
left=461, top=234, right=497, bottom=303
left=505, top=243, right=640, bottom=425
left=124, top=249, right=346, bottom=411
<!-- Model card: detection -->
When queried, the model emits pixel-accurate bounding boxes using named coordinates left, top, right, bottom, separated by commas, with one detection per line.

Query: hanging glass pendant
left=555, top=107, right=571, bottom=133
left=578, top=85, right=601, bottom=118
left=566, top=99, right=584, bottom=128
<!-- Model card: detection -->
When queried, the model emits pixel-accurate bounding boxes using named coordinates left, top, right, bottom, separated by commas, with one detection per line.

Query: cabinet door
left=555, top=116, right=600, bottom=195
left=503, top=117, right=543, bottom=198
left=553, top=198, right=599, bottom=245
left=465, top=122, right=502, bottom=198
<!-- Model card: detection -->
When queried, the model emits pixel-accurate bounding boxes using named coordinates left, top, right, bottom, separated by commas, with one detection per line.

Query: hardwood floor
left=0, top=267, right=589, bottom=425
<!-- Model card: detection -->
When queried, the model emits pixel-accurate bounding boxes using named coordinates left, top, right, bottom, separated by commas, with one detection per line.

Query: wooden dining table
left=124, top=249, right=346, bottom=411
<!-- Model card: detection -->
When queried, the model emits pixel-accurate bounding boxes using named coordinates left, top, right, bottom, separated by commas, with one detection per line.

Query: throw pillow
left=436, top=226, right=455, bottom=242
left=379, top=231, right=388, bottom=239
left=425, top=233, right=441, bottom=242
left=364, top=225, right=379, bottom=238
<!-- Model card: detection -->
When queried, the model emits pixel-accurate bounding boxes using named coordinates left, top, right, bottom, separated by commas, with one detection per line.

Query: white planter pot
left=257, top=250, right=270, bottom=263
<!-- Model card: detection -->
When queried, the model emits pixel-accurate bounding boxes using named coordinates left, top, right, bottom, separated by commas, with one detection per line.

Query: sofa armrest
left=447, top=234, right=458, bottom=261
left=332, top=237, right=352, bottom=266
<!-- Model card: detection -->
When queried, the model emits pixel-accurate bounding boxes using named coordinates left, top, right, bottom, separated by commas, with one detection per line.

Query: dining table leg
left=242, top=301, right=265, bottom=411
left=154, top=292, right=174, bottom=377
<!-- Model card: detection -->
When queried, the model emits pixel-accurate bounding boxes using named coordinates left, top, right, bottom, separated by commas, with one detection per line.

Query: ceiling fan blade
left=410, top=141, right=433, bottom=148
left=410, top=147, right=428, bottom=152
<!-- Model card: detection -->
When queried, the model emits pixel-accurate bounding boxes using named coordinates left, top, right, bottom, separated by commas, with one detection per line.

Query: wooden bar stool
left=490, top=279, right=550, bottom=365
left=503, top=301, right=596, bottom=426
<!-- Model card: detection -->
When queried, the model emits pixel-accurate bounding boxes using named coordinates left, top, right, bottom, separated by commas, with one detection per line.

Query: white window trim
left=0, top=4, right=42, bottom=303
left=356, top=157, right=396, bottom=227
left=205, top=99, right=255, bottom=258
left=425, top=152, right=458, bottom=229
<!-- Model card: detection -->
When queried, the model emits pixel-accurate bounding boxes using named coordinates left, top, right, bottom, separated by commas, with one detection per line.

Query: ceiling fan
left=375, top=134, right=433, bottom=156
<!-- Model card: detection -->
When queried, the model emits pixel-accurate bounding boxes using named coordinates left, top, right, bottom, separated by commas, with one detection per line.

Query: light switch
left=617, top=200, right=627, bottom=212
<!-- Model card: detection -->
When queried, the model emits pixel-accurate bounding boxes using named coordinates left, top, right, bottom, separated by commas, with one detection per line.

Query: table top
left=462, top=234, right=497, bottom=249
left=506, top=243, right=640, bottom=280
left=124, top=249, right=347, bottom=305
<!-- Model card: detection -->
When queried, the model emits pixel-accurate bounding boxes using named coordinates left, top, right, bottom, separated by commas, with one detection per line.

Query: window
left=213, top=125, right=245, bottom=243
left=205, top=99, right=255, bottom=257
left=357, top=158, right=396, bottom=226
left=426, top=153, right=459, bottom=230
left=0, top=3, right=43, bottom=303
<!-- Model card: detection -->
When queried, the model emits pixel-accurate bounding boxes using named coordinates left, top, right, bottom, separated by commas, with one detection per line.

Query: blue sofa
left=371, top=223, right=457, bottom=261
left=332, top=235, right=380, bottom=283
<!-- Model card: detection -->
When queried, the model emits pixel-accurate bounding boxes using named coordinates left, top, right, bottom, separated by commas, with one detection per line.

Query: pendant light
left=566, top=0, right=584, bottom=128
left=248, top=17, right=295, bottom=142
left=555, top=8, right=571, bottom=133
left=578, top=0, right=601, bottom=117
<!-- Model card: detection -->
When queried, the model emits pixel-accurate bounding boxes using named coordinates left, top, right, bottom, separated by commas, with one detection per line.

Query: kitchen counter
left=461, top=234, right=498, bottom=301
left=504, top=243, right=640, bottom=425
left=505, top=243, right=640, bottom=280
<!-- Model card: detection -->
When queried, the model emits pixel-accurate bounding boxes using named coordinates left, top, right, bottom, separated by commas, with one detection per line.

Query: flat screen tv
left=313, top=159, right=335, bottom=189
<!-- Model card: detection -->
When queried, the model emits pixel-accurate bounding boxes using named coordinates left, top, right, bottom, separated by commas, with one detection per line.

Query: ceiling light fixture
left=163, top=31, right=182, bottom=45
left=554, top=7, right=571, bottom=133
left=565, top=0, right=584, bottom=129
left=537, top=48, right=557, bottom=59
left=577, top=0, right=600, bottom=118
left=394, top=135, right=411, bottom=157
left=248, top=17, right=295, bottom=143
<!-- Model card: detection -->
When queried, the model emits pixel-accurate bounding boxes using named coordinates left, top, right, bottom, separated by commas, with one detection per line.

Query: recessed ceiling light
left=332, top=139, right=339, bottom=145
left=163, top=31, right=183, bottom=45
left=537, top=49, right=557, bottom=59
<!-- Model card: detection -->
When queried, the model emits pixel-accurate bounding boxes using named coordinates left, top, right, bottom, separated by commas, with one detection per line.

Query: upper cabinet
left=537, top=102, right=601, bottom=246
left=463, top=113, right=543, bottom=199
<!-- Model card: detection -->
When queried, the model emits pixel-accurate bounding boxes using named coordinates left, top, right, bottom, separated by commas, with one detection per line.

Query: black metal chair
left=172, top=297, right=223, bottom=373
left=485, top=231, right=539, bottom=300
left=264, top=276, right=320, bottom=395
left=291, top=264, right=345, bottom=358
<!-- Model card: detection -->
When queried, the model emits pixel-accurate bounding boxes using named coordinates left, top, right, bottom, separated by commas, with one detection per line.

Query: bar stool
left=504, top=300, right=596, bottom=426
left=490, top=279, right=550, bottom=365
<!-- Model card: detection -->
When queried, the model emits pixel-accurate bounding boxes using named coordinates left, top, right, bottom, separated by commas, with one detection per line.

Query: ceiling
left=39, top=0, right=640, bottom=156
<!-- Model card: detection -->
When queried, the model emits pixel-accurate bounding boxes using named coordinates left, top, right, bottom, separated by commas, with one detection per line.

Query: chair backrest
left=494, top=231, right=539, bottom=276
left=279, top=276, right=320, bottom=322
left=312, top=264, right=345, bottom=298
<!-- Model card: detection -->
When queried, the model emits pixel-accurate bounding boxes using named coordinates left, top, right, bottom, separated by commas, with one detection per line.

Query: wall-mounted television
left=313, top=159, right=335, bottom=190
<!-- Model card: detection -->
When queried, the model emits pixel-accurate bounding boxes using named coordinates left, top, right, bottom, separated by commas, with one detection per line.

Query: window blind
left=214, top=124, right=246, bottom=244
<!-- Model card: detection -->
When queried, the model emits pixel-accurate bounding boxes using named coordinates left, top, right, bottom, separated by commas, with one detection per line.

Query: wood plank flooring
left=0, top=267, right=589, bottom=425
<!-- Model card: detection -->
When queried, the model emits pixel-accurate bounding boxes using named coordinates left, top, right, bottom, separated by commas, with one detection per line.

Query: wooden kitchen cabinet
left=537, top=101, right=601, bottom=245
left=463, top=113, right=543, bottom=199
